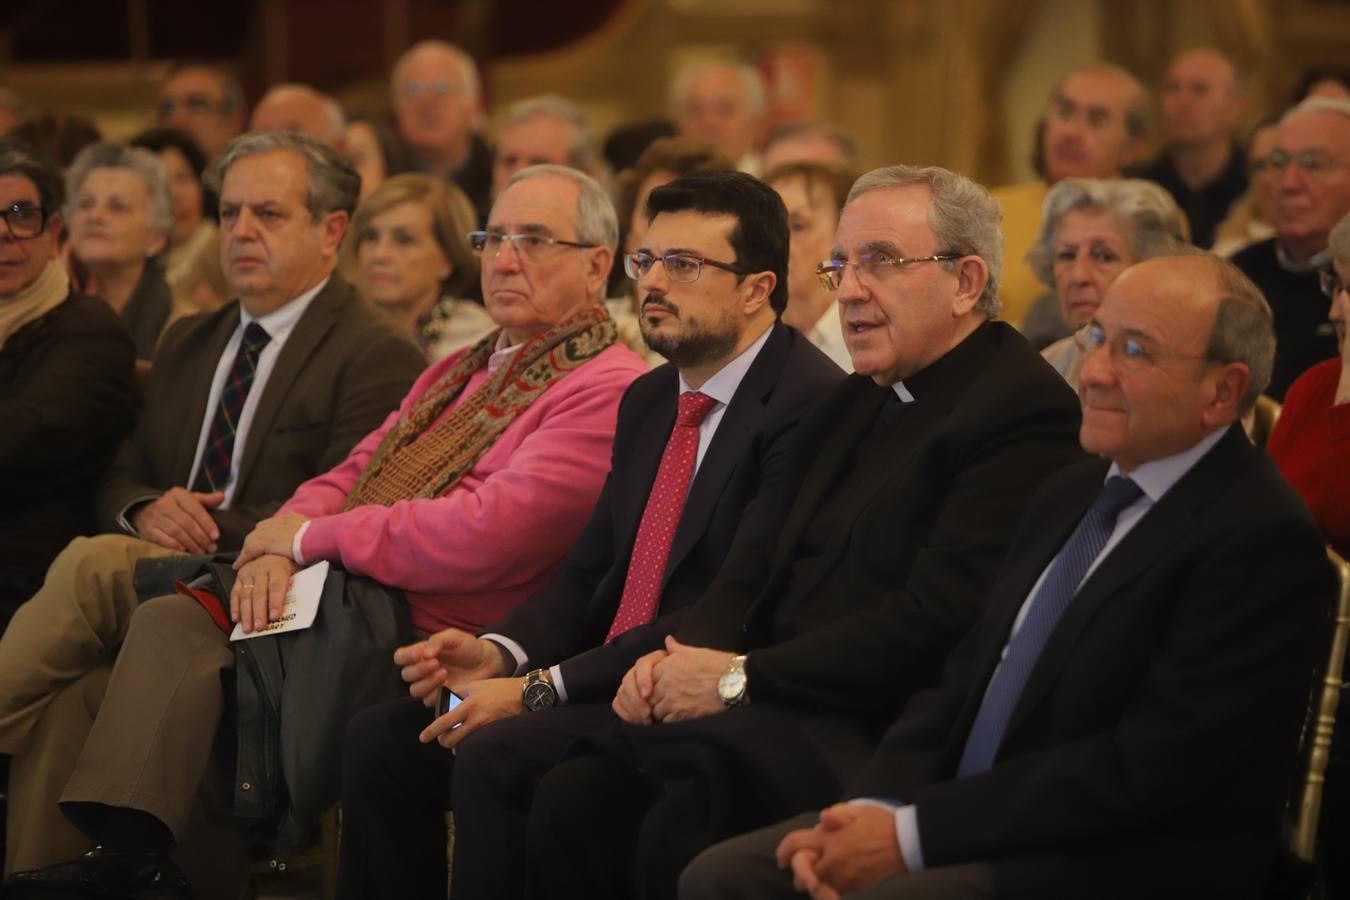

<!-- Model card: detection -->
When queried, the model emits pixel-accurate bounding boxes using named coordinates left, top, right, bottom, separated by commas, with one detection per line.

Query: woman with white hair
left=65, top=142, right=175, bottom=360
left=1268, top=211, right=1350, bottom=559
left=1026, top=177, right=1188, bottom=388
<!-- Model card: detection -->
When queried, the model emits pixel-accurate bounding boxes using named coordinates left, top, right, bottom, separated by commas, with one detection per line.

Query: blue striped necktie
left=191, top=322, right=271, bottom=493
left=956, top=475, right=1144, bottom=778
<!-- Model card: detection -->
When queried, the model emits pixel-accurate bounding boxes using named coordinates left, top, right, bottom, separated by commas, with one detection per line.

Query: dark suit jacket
left=484, top=323, right=844, bottom=701
left=674, top=321, right=1088, bottom=739
left=0, top=291, right=136, bottom=616
left=848, top=425, right=1333, bottom=899
left=96, top=275, right=425, bottom=551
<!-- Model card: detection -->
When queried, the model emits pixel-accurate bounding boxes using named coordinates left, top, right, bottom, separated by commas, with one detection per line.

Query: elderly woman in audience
left=764, top=160, right=856, bottom=371
left=65, top=141, right=175, bottom=361
left=346, top=172, right=493, bottom=360
left=1026, top=178, right=1188, bottom=388
left=1268, top=211, right=1350, bottom=558
left=129, top=127, right=227, bottom=315
left=0, top=140, right=136, bottom=628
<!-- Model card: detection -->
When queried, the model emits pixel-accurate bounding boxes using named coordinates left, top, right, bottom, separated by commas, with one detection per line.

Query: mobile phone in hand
left=435, top=686, right=464, bottom=727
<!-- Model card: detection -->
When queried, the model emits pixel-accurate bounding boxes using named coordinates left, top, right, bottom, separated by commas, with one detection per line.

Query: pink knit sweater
left=279, top=341, right=648, bottom=634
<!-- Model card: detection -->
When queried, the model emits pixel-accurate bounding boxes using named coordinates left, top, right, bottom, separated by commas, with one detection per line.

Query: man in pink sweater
left=5, top=165, right=647, bottom=899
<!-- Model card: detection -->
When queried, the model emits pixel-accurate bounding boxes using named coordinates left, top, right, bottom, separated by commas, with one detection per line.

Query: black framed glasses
left=467, top=230, right=597, bottom=262
left=1, top=202, right=48, bottom=240
left=815, top=252, right=960, bottom=291
left=1321, top=268, right=1347, bottom=299
left=623, top=251, right=744, bottom=283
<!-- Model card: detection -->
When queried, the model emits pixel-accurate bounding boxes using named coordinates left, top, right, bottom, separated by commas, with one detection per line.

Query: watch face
left=718, top=669, right=746, bottom=702
left=524, top=680, right=556, bottom=710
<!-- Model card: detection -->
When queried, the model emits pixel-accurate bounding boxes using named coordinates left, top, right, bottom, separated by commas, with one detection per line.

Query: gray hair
left=392, top=40, right=481, bottom=106
left=254, top=84, right=347, bottom=143
left=671, top=61, right=767, bottom=118
left=1282, top=95, right=1350, bottom=127
left=500, top=164, right=618, bottom=298
left=847, top=164, right=1005, bottom=318
left=1204, top=254, right=1276, bottom=413
left=205, top=131, right=361, bottom=219
left=1331, top=211, right=1350, bottom=266
left=495, top=95, right=601, bottom=174
left=64, top=141, right=174, bottom=240
left=1027, top=178, right=1188, bottom=287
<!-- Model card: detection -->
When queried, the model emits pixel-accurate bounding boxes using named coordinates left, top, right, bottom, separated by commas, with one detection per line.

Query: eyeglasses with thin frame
left=467, top=230, right=597, bottom=262
left=815, top=252, right=960, bottom=292
left=1262, top=149, right=1349, bottom=178
left=623, top=251, right=744, bottom=283
left=1320, top=268, right=1347, bottom=300
left=1073, top=321, right=1215, bottom=372
left=0, top=202, right=48, bottom=240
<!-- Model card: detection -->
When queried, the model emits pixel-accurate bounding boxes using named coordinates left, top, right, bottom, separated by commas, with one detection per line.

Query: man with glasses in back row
left=1233, top=96, right=1350, bottom=399
left=334, top=169, right=844, bottom=899
left=155, top=63, right=246, bottom=164
left=439, top=164, right=1087, bottom=900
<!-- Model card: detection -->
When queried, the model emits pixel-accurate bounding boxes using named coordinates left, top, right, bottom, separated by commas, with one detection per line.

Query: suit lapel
left=661, top=325, right=788, bottom=587
left=234, top=279, right=346, bottom=495
left=999, top=426, right=1248, bottom=742
left=615, top=371, right=679, bottom=557
left=172, top=305, right=242, bottom=484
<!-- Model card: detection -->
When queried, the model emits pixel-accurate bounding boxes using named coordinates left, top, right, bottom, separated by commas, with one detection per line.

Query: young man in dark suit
left=0, top=131, right=423, bottom=874
left=684, top=253, right=1334, bottom=900
left=333, top=170, right=845, bottom=899
left=481, top=165, right=1087, bottom=900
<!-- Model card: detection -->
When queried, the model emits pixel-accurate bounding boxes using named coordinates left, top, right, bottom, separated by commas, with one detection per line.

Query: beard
left=639, top=297, right=740, bottom=369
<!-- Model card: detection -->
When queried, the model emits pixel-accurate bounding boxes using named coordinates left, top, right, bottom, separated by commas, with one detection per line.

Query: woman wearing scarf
left=0, top=140, right=136, bottom=630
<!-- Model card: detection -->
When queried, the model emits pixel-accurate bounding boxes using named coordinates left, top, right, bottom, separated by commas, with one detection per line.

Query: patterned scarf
left=342, top=304, right=618, bottom=510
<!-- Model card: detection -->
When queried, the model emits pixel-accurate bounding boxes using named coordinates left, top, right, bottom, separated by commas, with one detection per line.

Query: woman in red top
left=1268, top=211, right=1350, bottom=558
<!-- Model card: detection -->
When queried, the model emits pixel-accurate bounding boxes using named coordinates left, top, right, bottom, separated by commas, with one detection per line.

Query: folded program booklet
left=229, top=560, right=329, bottom=642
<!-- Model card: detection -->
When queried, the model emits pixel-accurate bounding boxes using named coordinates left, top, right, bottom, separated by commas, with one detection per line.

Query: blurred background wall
left=2, top=0, right=1348, bottom=185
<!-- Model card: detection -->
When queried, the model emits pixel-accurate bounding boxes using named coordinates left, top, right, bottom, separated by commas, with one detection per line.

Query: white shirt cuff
left=117, top=494, right=162, bottom=536
left=849, top=799, right=925, bottom=872
left=480, top=635, right=529, bottom=675
left=548, top=664, right=569, bottom=703
left=292, top=520, right=311, bottom=564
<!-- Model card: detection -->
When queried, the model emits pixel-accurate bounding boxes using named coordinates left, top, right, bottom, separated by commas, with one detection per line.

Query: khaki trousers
left=0, top=535, right=181, bottom=874
left=0, top=535, right=181, bottom=754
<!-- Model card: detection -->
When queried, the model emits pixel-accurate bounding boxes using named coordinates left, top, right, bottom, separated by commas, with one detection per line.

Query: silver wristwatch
left=716, top=655, right=749, bottom=707
left=522, top=668, right=558, bottom=711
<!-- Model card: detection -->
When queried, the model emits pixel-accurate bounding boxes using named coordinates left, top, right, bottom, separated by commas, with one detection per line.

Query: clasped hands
left=226, top=512, right=309, bottom=634
left=612, top=635, right=734, bottom=724
left=775, top=804, right=907, bottom=899
left=392, top=628, right=520, bottom=751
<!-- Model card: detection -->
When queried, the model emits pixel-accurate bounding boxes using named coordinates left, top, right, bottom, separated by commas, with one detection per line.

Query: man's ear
left=1202, top=361, right=1252, bottom=429
left=584, top=245, right=614, bottom=299
left=741, top=271, right=775, bottom=317
left=951, top=256, right=989, bottom=318
left=320, top=211, right=349, bottom=258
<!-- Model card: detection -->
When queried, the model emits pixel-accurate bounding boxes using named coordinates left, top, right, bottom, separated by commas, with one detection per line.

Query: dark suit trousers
left=449, top=702, right=619, bottom=900
left=336, top=696, right=453, bottom=900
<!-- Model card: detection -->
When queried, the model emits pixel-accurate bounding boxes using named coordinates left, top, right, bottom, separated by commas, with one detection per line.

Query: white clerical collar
left=892, top=381, right=916, bottom=403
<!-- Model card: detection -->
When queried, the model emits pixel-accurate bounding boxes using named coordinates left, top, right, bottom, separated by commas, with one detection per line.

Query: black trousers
left=336, top=696, right=452, bottom=900
left=448, top=702, right=619, bottom=900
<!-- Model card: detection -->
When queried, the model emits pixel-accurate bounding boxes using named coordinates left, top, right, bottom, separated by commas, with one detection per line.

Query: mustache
left=642, top=297, right=679, bottom=315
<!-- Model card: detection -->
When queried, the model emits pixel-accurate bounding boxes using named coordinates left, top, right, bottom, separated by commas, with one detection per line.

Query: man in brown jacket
left=0, top=131, right=423, bottom=874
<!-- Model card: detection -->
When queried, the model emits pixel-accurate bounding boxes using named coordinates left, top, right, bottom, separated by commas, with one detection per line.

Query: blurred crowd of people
left=1, top=36, right=1349, bottom=900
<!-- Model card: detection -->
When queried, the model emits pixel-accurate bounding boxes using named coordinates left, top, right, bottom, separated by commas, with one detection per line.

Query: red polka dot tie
left=605, top=391, right=718, bottom=643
